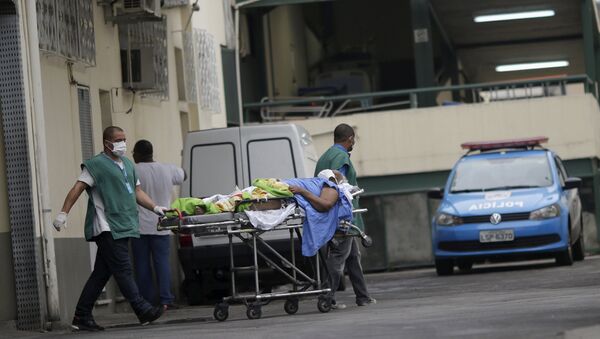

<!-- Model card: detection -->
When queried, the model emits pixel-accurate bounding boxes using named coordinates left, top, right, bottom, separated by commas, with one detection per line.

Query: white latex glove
left=53, top=212, right=67, bottom=232
left=153, top=206, right=167, bottom=216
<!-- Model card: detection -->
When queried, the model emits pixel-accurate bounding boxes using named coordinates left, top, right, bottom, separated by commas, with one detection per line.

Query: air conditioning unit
left=115, top=0, right=161, bottom=19
left=121, top=46, right=157, bottom=91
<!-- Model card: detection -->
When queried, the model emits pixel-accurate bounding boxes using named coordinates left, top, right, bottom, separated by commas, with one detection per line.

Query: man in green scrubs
left=315, top=123, right=376, bottom=309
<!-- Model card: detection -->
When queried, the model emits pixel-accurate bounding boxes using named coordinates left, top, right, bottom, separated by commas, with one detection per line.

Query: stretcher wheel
left=317, top=296, right=331, bottom=313
left=246, top=305, right=262, bottom=320
left=284, top=299, right=299, bottom=315
left=361, top=235, right=373, bottom=248
left=213, top=303, right=229, bottom=322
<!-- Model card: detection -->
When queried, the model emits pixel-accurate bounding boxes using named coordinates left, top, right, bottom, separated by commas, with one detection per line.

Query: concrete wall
left=267, top=5, right=308, bottom=97
left=359, top=192, right=434, bottom=270
left=191, top=0, right=228, bottom=129
left=295, top=94, right=600, bottom=177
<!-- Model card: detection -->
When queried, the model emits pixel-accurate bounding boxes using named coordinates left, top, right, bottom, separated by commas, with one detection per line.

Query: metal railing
left=244, top=75, right=597, bottom=122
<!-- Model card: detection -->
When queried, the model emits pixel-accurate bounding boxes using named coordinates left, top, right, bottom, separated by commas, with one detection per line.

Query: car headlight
left=529, top=204, right=561, bottom=220
left=435, top=213, right=463, bottom=226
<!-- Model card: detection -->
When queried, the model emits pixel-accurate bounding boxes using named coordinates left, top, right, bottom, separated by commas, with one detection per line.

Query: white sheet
left=244, top=204, right=297, bottom=230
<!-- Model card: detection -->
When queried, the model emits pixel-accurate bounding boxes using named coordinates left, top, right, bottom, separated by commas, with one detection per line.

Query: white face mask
left=109, top=141, right=127, bottom=157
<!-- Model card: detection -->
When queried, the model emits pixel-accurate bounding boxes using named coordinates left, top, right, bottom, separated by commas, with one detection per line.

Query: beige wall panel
left=296, top=94, right=600, bottom=177
left=192, top=0, right=228, bottom=128
left=268, top=5, right=308, bottom=97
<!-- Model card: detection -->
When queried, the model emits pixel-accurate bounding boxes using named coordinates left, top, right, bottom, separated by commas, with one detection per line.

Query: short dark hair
left=103, top=126, right=124, bottom=141
left=133, top=139, right=153, bottom=161
left=333, top=123, right=354, bottom=143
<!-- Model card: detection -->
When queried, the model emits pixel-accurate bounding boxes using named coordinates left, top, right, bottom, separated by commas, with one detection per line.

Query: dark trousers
left=131, top=234, right=174, bottom=305
left=325, top=236, right=370, bottom=304
left=74, top=232, right=152, bottom=319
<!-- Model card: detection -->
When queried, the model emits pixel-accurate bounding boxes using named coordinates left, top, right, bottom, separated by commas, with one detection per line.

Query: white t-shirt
left=135, top=162, right=185, bottom=235
left=78, top=160, right=141, bottom=237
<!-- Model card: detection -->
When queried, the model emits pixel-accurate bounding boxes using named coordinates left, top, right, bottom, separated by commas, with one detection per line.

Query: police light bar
left=461, top=136, right=548, bottom=151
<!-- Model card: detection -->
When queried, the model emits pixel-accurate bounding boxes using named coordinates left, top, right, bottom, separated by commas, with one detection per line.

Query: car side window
left=554, top=157, right=567, bottom=186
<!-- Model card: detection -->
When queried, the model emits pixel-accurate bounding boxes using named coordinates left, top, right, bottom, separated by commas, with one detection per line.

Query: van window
left=190, top=143, right=238, bottom=196
left=247, top=138, right=296, bottom=181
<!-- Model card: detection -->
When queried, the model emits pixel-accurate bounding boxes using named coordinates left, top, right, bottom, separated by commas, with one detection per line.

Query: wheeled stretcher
left=157, top=191, right=371, bottom=321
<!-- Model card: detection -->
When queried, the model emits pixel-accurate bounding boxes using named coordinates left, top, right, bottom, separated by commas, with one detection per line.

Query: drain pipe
left=21, top=0, right=61, bottom=325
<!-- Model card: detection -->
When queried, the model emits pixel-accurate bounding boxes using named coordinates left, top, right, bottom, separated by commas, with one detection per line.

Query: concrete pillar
left=410, top=0, right=436, bottom=107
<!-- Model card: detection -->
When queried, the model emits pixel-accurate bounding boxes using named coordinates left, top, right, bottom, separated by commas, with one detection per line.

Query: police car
left=428, top=137, right=584, bottom=276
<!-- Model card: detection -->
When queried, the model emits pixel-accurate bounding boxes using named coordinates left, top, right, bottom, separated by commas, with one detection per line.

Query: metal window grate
left=183, top=29, right=221, bottom=112
left=36, top=0, right=96, bottom=65
left=119, top=18, right=169, bottom=100
left=78, top=87, right=94, bottom=161
left=0, top=12, right=43, bottom=330
left=182, top=31, right=197, bottom=103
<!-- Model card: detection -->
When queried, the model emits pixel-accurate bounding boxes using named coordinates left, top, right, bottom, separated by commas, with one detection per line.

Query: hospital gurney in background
left=157, top=193, right=371, bottom=321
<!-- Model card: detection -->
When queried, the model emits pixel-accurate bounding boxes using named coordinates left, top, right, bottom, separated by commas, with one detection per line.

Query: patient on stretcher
left=166, top=170, right=357, bottom=256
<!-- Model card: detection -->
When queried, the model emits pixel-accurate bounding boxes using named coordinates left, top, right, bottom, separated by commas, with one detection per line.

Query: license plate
left=479, top=229, right=514, bottom=243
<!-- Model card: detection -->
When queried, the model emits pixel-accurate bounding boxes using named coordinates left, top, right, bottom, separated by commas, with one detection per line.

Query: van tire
left=435, top=259, right=454, bottom=276
left=573, top=216, right=585, bottom=261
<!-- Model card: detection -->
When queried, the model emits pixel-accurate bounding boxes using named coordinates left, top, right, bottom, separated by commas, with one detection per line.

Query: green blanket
left=170, top=197, right=220, bottom=215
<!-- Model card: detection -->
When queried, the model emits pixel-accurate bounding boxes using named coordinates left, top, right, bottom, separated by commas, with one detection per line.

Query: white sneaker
left=331, top=302, right=347, bottom=310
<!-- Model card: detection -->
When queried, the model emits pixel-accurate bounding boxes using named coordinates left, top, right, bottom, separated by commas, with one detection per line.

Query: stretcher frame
left=158, top=195, right=370, bottom=321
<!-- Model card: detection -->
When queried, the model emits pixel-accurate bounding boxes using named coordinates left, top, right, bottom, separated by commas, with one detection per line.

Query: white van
left=178, top=123, right=318, bottom=303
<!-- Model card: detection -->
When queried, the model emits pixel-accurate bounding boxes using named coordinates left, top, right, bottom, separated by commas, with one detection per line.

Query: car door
left=554, top=156, right=582, bottom=241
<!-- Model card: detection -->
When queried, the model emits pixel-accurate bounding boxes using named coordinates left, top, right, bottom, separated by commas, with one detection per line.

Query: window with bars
left=77, top=87, right=94, bottom=161
left=118, top=18, right=169, bottom=100
left=183, top=29, right=221, bottom=113
left=36, top=0, right=96, bottom=65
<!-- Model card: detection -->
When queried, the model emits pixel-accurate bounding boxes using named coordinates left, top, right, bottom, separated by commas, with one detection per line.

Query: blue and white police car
left=429, top=137, right=584, bottom=275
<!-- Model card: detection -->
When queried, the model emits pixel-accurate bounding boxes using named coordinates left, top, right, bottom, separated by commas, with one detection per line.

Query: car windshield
left=450, top=154, right=553, bottom=193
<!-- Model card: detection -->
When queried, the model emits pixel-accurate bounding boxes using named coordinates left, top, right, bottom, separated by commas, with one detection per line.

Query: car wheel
left=435, top=259, right=454, bottom=276
left=556, top=226, right=574, bottom=266
left=457, top=260, right=473, bottom=272
left=572, top=215, right=585, bottom=261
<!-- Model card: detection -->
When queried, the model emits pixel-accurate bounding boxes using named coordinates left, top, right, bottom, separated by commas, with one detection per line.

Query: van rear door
left=241, top=125, right=300, bottom=183
left=181, top=127, right=244, bottom=197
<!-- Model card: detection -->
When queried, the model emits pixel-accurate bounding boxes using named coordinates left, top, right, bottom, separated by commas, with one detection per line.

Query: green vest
left=315, top=145, right=364, bottom=230
left=82, top=153, right=140, bottom=241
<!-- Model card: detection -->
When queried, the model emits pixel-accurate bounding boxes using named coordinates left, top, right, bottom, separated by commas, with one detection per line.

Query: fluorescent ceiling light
left=474, top=10, right=555, bottom=23
left=495, top=60, right=569, bottom=72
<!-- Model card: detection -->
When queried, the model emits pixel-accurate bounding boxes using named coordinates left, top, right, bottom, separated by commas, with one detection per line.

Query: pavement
left=91, top=258, right=600, bottom=338
left=563, top=326, right=600, bottom=339
left=3, top=257, right=599, bottom=338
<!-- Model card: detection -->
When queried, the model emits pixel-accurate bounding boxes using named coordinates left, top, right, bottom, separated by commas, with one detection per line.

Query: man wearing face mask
left=315, top=123, right=376, bottom=310
left=52, top=126, right=168, bottom=331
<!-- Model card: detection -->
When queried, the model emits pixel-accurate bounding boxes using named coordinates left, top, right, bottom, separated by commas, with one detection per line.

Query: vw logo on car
left=490, top=213, right=502, bottom=225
